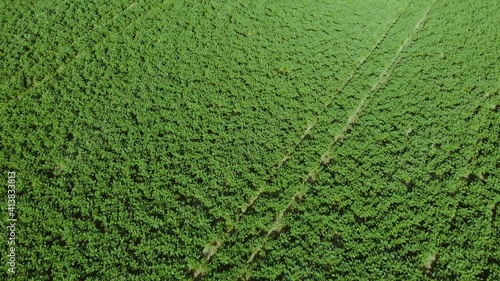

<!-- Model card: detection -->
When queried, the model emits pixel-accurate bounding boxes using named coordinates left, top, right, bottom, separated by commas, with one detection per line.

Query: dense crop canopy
left=0, top=0, right=498, bottom=280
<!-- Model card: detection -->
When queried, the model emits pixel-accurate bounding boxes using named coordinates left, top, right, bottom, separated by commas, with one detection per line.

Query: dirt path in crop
left=232, top=1, right=438, bottom=279
left=188, top=0, right=445, bottom=279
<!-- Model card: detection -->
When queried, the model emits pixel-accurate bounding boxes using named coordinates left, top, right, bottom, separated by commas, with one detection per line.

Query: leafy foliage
left=0, top=0, right=498, bottom=280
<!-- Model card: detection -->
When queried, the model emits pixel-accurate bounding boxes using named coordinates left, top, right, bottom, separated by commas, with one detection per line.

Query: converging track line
left=189, top=1, right=414, bottom=278
left=237, top=0, right=438, bottom=278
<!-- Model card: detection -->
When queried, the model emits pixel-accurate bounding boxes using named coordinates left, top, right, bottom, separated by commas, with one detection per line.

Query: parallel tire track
left=189, top=1, right=414, bottom=278
left=236, top=1, right=437, bottom=278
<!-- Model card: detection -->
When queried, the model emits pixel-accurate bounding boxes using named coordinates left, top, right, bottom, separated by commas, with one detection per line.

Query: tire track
left=236, top=1, right=437, bottom=278
left=188, top=1, right=413, bottom=279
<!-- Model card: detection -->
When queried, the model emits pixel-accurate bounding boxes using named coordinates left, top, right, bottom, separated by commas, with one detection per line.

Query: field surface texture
left=0, top=0, right=499, bottom=280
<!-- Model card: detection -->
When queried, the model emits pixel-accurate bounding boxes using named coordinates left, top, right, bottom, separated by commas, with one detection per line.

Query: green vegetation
left=0, top=0, right=498, bottom=280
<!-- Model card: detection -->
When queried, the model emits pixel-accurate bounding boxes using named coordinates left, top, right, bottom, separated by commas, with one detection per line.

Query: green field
left=1, top=0, right=499, bottom=280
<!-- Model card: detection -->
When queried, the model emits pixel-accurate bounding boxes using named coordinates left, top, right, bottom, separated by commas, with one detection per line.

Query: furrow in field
left=201, top=1, right=444, bottom=280
left=276, top=0, right=414, bottom=171
left=184, top=1, right=416, bottom=279
left=233, top=1, right=437, bottom=279
left=245, top=0, right=500, bottom=280
left=0, top=0, right=164, bottom=109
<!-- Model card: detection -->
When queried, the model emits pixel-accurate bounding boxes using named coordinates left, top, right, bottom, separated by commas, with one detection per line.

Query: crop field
left=1, top=0, right=499, bottom=280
